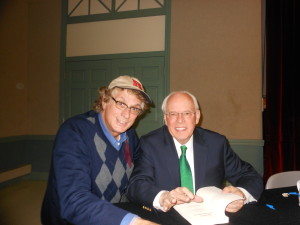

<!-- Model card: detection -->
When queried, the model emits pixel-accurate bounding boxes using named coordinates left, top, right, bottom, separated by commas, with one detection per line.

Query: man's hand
left=133, top=218, right=160, bottom=225
left=159, top=187, right=203, bottom=212
left=222, top=186, right=245, bottom=213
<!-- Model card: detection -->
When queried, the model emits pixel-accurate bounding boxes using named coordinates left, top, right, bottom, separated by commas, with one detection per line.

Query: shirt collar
left=173, top=136, right=193, bottom=150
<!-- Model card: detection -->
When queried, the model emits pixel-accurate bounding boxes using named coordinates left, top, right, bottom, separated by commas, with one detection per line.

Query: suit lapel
left=193, top=128, right=208, bottom=190
left=162, top=126, right=181, bottom=187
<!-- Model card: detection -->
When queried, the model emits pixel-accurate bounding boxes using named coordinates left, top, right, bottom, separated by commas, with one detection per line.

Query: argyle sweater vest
left=94, top=134, right=133, bottom=203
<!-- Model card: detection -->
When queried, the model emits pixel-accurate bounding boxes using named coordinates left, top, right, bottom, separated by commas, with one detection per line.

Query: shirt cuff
left=153, top=190, right=168, bottom=211
left=238, top=187, right=257, bottom=204
left=120, top=213, right=139, bottom=225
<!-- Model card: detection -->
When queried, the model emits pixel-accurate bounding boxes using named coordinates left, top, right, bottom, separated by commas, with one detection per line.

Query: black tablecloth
left=228, top=186, right=300, bottom=225
left=115, top=186, right=300, bottom=225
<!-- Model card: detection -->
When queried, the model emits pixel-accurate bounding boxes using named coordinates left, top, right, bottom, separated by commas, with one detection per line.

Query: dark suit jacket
left=126, top=125, right=263, bottom=207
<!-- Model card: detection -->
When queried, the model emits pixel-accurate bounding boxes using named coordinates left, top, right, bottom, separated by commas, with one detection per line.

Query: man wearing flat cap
left=41, top=76, right=158, bottom=225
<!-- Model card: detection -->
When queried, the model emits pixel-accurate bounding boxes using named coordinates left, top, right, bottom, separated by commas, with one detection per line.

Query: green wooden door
left=64, top=56, right=165, bottom=136
left=112, top=56, right=165, bottom=136
left=64, top=60, right=111, bottom=119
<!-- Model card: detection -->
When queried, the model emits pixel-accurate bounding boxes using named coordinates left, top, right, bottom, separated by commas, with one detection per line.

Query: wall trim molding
left=229, top=139, right=264, bottom=147
left=0, top=136, right=264, bottom=176
left=0, top=164, right=32, bottom=183
left=229, top=139, right=264, bottom=175
left=0, top=136, right=264, bottom=145
left=0, top=135, right=55, bottom=143
left=66, top=51, right=166, bottom=61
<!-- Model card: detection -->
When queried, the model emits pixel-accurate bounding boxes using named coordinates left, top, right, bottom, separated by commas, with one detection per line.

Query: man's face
left=164, top=93, right=200, bottom=144
left=101, top=89, right=142, bottom=138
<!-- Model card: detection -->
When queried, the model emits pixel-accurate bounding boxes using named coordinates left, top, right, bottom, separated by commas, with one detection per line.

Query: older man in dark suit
left=126, top=91, right=263, bottom=213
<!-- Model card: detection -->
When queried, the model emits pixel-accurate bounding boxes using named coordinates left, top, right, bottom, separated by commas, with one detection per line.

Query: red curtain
left=263, top=0, right=300, bottom=182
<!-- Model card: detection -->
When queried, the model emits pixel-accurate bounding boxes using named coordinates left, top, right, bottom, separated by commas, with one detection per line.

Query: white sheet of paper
left=174, top=186, right=243, bottom=225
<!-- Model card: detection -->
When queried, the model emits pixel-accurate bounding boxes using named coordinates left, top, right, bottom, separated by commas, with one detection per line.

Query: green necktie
left=179, top=145, right=194, bottom=193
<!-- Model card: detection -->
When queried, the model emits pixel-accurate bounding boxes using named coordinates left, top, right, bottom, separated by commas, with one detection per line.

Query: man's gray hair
left=161, top=91, right=200, bottom=113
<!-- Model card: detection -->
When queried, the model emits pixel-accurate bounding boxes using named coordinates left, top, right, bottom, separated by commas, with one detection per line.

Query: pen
left=288, top=192, right=300, bottom=196
left=265, top=204, right=276, bottom=210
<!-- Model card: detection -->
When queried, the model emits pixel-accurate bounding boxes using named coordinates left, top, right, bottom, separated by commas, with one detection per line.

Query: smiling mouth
left=176, top=127, right=186, bottom=131
left=117, top=119, right=129, bottom=126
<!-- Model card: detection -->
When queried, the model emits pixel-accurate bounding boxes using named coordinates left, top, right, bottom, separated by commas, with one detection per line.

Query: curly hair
left=92, top=87, right=149, bottom=115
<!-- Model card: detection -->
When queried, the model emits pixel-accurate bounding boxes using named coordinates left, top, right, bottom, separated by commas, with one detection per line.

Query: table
left=116, top=201, right=190, bottom=225
left=115, top=186, right=300, bottom=225
left=228, top=186, right=300, bottom=225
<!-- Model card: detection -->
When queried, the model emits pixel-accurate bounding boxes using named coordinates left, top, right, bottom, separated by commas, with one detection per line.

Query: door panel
left=112, top=57, right=165, bottom=136
left=64, top=60, right=111, bottom=119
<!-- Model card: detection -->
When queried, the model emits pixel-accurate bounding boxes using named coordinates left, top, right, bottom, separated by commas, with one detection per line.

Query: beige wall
left=27, top=0, right=61, bottom=135
left=0, top=0, right=61, bottom=137
left=170, top=0, right=262, bottom=139
left=66, top=16, right=165, bottom=56
left=0, top=0, right=29, bottom=136
left=0, top=0, right=262, bottom=140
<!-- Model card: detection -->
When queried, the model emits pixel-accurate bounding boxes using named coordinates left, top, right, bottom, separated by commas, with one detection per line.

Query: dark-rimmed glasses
left=111, top=97, right=142, bottom=115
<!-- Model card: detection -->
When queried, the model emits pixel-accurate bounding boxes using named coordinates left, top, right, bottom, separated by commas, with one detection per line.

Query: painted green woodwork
left=67, top=0, right=167, bottom=23
left=112, top=57, right=166, bottom=136
left=64, top=60, right=112, bottom=119
left=61, top=1, right=171, bottom=136
left=0, top=136, right=264, bottom=181
left=229, top=139, right=264, bottom=175
left=64, top=57, right=166, bottom=136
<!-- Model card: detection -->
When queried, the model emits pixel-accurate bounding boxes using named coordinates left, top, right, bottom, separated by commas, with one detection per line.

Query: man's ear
left=163, top=114, right=167, bottom=125
left=195, top=110, right=201, bottom=124
left=102, top=99, right=108, bottom=110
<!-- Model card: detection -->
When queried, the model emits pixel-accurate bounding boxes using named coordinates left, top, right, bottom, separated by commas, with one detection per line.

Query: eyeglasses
left=165, top=111, right=196, bottom=119
left=111, top=97, right=142, bottom=115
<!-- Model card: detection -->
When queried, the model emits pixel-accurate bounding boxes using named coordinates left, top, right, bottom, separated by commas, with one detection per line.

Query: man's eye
left=170, top=112, right=177, bottom=117
left=183, top=112, right=191, bottom=116
left=117, top=102, right=126, bottom=107
left=131, top=107, right=141, bottom=112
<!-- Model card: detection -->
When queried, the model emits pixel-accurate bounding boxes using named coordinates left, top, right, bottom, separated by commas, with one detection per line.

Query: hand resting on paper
left=222, top=185, right=246, bottom=213
left=159, top=187, right=203, bottom=212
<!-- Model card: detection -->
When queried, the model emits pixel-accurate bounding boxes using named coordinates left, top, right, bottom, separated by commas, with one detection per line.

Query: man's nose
left=177, top=113, right=184, bottom=122
left=122, top=107, right=131, bottom=118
